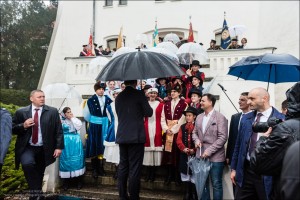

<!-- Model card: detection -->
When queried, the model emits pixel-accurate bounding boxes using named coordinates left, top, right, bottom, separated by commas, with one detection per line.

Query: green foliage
left=0, top=136, right=28, bottom=197
left=0, top=89, right=31, bottom=107
left=0, top=103, right=27, bottom=198
left=0, top=0, right=57, bottom=90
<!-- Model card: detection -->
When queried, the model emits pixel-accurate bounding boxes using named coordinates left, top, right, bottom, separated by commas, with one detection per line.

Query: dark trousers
left=235, top=160, right=267, bottom=200
left=20, top=145, right=45, bottom=194
left=118, top=143, right=144, bottom=200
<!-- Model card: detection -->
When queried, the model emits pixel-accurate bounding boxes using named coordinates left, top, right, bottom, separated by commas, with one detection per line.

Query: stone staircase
left=57, top=159, right=185, bottom=200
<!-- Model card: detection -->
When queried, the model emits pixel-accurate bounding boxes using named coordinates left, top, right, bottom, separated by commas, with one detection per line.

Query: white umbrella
left=112, top=47, right=136, bottom=59
left=156, top=42, right=179, bottom=54
left=42, top=83, right=82, bottom=111
left=135, top=33, right=150, bottom=46
left=88, top=57, right=109, bottom=79
left=163, top=33, right=180, bottom=44
left=177, top=42, right=209, bottom=65
left=146, top=47, right=179, bottom=63
left=229, top=25, right=247, bottom=38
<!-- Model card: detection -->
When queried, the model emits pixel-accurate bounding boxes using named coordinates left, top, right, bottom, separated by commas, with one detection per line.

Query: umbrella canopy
left=187, top=156, right=212, bottom=198
left=163, top=33, right=180, bottom=44
left=88, top=57, right=109, bottom=79
left=146, top=47, right=179, bottom=63
left=112, top=47, right=136, bottom=59
left=96, top=50, right=184, bottom=81
left=229, top=25, right=247, bottom=38
left=228, top=53, right=300, bottom=90
left=135, top=33, right=150, bottom=46
left=157, top=42, right=179, bottom=54
left=177, top=42, right=209, bottom=65
left=42, top=83, right=82, bottom=111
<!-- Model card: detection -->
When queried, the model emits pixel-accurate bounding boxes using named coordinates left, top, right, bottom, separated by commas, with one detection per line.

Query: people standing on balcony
left=143, top=88, right=164, bottom=183
left=94, top=43, right=102, bottom=56
left=59, top=107, right=85, bottom=191
left=79, top=44, right=88, bottom=56
left=83, top=82, right=113, bottom=179
left=102, top=47, right=112, bottom=55
left=192, top=93, right=228, bottom=200
left=161, top=83, right=188, bottom=185
left=238, top=38, right=248, bottom=49
left=103, top=88, right=122, bottom=180
left=228, top=38, right=240, bottom=49
left=207, top=39, right=221, bottom=50
left=176, top=106, right=199, bottom=200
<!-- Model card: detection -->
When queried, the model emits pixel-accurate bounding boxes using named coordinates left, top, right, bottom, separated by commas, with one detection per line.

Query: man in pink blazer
left=192, top=93, right=228, bottom=200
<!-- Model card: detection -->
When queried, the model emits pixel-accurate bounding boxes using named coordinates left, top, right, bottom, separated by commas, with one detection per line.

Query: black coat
left=226, top=112, right=242, bottom=164
left=12, top=105, right=64, bottom=169
left=115, top=86, right=153, bottom=144
left=280, top=141, right=300, bottom=200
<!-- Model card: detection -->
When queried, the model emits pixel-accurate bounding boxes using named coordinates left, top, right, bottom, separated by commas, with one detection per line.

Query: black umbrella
left=95, top=50, right=184, bottom=81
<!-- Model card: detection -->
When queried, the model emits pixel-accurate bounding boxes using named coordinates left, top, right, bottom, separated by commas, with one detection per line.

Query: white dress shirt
left=97, top=95, right=105, bottom=113
left=202, top=109, right=214, bottom=134
left=30, top=105, right=43, bottom=146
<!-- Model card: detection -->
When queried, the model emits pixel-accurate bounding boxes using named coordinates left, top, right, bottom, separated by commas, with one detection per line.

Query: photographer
left=250, top=82, right=300, bottom=200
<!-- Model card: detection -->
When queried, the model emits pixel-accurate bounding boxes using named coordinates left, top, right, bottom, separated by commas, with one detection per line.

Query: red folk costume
left=143, top=101, right=164, bottom=166
left=161, top=98, right=187, bottom=166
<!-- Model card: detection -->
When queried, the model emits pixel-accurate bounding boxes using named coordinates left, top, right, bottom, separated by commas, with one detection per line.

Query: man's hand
left=195, top=142, right=202, bottom=148
left=23, top=118, right=35, bottom=129
left=183, top=148, right=189, bottom=154
left=202, top=151, right=209, bottom=158
left=230, top=170, right=236, bottom=185
left=166, top=129, right=173, bottom=135
left=53, top=149, right=62, bottom=158
left=263, top=127, right=272, bottom=137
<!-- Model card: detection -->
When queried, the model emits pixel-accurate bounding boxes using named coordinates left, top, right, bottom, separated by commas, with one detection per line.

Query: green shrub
left=0, top=102, right=27, bottom=198
left=0, top=89, right=31, bottom=107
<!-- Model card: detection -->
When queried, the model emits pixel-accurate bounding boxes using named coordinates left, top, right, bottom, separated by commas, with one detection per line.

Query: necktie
left=249, top=113, right=263, bottom=153
left=32, top=108, right=39, bottom=144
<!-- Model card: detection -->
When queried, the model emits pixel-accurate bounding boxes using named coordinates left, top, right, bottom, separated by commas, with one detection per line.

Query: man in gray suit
left=192, top=93, right=228, bottom=200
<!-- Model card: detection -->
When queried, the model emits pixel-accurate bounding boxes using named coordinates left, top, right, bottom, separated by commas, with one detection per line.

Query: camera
left=252, top=117, right=283, bottom=133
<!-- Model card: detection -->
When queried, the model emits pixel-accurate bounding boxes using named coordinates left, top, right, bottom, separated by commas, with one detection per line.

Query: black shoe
left=77, top=176, right=83, bottom=190
left=144, top=166, right=151, bottom=182
left=98, top=159, right=106, bottom=176
left=149, top=167, right=156, bottom=182
left=113, top=165, right=118, bottom=180
left=91, top=158, right=99, bottom=179
left=62, top=179, right=69, bottom=191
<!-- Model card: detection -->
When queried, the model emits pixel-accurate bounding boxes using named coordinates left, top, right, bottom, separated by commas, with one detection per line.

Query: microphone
left=217, top=83, right=226, bottom=91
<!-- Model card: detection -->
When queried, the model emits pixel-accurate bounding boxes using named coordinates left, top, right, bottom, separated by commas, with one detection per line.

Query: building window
left=119, top=0, right=127, bottom=5
left=107, top=37, right=126, bottom=50
left=105, top=0, right=113, bottom=6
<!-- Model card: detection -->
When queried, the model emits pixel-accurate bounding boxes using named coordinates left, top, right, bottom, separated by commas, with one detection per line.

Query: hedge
left=0, top=89, right=31, bottom=107
left=0, top=102, right=28, bottom=198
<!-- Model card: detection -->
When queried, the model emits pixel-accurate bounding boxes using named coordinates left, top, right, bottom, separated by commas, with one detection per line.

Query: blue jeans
left=201, top=162, right=224, bottom=200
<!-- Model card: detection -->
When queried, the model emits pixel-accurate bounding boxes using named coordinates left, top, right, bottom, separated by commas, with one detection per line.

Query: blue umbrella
left=228, top=53, right=300, bottom=90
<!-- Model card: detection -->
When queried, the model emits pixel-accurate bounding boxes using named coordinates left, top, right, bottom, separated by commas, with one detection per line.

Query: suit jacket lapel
left=204, top=110, right=216, bottom=135
left=24, top=105, right=32, bottom=119
left=198, top=114, right=204, bottom=140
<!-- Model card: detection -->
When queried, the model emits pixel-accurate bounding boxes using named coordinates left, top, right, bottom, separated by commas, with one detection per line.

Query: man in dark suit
left=226, top=92, right=251, bottom=194
left=12, top=90, right=64, bottom=199
left=115, top=80, right=153, bottom=200
left=230, top=88, right=285, bottom=200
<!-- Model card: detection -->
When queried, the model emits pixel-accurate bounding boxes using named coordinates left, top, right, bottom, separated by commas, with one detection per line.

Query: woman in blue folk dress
left=59, top=107, right=85, bottom=190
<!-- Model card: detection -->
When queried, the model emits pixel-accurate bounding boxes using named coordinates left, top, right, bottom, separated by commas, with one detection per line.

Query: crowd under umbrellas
left=39, top=31, right=300, bottom=200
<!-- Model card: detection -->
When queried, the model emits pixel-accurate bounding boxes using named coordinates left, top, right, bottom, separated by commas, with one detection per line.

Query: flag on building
left=153, top=19, right=159, bottom=47
left=220, top=12, right=231, bottom=49
left=117, top=26, right=123, bottom=49
left=87, top=27, right=95, bottom=56
left=188, top=17, right=194, bottom=42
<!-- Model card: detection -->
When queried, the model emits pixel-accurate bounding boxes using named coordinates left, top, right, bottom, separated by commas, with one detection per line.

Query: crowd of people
left=79, top=37, right=248, bottom=57
left=1, top=67, right=298, bottom=200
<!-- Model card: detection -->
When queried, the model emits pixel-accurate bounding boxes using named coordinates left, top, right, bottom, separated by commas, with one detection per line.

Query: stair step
left=58, top=185, right=183, bottom=200
left=81, top=172, right=185, bottom=192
